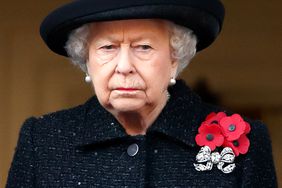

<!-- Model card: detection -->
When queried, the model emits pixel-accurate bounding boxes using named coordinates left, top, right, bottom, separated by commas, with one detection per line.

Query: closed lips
left=116, top=88, right=139, bottom=91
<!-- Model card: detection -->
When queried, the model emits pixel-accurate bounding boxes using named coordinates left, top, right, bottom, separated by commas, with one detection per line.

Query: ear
left=170, top=60, right=179, bottom=78
left=85, top=60, right=90, bottom=72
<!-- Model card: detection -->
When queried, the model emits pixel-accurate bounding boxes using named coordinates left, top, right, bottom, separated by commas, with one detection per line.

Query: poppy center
left=228, top=124, right=236, bottom=132
left=206, top=134, right=214, bottom=141
left=211, top=120, right=219, bottom=124
left=233, top=140, right=240, bottom=147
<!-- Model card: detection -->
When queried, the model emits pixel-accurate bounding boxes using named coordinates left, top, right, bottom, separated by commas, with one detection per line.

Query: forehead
left=89, top=19, right=171, bottom=41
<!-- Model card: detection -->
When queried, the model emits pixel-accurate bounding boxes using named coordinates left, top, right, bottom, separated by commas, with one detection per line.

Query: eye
left=140, top=45, right=152, bottom=50
left=95, top=44, right=119, bottom=58
left=100, top=45, right=116, bottom=50
left=135, top=45, right=153, bottom=52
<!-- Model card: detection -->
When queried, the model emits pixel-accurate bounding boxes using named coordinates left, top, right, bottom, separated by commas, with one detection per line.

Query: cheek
left=137, top=57, right=172, bottom=101
left=143, top=56, right=172, bottom=86
left=87, top=56, right=115, bottom=106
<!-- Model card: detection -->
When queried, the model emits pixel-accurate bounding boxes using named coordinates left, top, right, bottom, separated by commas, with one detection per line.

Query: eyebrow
left=93, top=31, right=163, bottom=45
left=130, top=35, right=158, bottom=43
left=94, top=35, right=122, bottom=44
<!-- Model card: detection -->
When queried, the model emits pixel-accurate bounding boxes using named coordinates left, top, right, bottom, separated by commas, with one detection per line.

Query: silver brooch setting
left=194, top=146, right=236, bottom=174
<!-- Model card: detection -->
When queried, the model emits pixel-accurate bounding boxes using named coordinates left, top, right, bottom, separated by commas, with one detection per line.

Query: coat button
left=127, top=143, right=139, bottom=157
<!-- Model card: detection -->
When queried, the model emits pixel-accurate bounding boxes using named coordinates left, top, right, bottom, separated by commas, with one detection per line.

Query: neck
left=114, top=94, right=168, bottom=136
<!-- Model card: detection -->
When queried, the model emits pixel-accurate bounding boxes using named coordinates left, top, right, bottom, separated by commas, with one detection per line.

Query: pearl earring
left=170, top=78, right=176, bottom=86
left=85, top=74, right=92, bottom=83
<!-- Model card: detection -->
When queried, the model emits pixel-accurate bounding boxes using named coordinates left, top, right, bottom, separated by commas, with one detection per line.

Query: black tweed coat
left=6, top=80, right=277, bottom=187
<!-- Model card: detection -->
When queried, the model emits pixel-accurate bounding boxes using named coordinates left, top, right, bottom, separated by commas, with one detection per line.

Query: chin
left=110, top=99, right=146, bottom=113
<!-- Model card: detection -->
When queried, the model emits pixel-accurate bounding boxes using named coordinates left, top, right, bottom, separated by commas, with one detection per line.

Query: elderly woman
left=7, top=0, right=277, bottom=187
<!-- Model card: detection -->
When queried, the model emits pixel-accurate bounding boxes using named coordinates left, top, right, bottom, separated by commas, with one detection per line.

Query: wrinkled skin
left=86, top=19, right=178, bottom=135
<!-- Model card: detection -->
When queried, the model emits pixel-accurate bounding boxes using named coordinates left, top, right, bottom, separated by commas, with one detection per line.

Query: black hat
left=40, top=0, right=225, bottom=56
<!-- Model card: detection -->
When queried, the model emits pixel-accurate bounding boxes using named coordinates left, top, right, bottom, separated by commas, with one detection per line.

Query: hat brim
left=40, top=0, right=225, bottom=56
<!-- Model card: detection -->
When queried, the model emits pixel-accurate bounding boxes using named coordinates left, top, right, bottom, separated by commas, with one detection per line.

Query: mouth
left=115, top=88, right=139, bottom=91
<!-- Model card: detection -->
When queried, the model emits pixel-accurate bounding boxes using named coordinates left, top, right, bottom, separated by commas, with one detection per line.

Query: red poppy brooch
left=194, top=112, right=251, bottom=173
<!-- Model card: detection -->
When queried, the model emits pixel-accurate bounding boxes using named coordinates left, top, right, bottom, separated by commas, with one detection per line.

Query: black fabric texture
left=6, top=80, right=277, bottom=187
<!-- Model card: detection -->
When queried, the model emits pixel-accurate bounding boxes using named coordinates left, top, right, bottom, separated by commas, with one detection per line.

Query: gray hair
left=65, top=21, right=197, bottom=76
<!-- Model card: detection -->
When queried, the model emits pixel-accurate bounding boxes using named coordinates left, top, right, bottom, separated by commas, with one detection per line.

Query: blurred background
left=0, top=0, right=281, bottom=187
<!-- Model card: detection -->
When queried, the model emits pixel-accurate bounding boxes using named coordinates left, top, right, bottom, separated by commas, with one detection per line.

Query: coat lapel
left=147, top=80, right=206, bottom=147
left=75, top=80, right=212, bottom=149
left=74, top=96, right=128, bottom=147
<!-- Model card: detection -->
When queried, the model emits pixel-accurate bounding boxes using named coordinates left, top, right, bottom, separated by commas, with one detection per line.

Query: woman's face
left=87, top=19, right=178, bottom=114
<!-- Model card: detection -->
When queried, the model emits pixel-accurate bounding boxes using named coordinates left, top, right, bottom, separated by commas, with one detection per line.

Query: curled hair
left=65, top=21, right=197, bottom=76
left=65, top=25, right=90, bottom=72
left=169, top=23, right=197, bottom=75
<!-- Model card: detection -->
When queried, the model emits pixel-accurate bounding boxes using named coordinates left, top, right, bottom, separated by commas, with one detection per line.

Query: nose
left=115, top=46, right=136, bottom=75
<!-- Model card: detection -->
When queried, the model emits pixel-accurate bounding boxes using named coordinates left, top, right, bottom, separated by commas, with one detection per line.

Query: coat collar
left=75, top=80, right=211, bottom=148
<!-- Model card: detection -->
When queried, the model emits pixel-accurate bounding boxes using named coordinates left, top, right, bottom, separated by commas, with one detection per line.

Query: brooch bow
left=194, top=146, right=236, bottom=174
